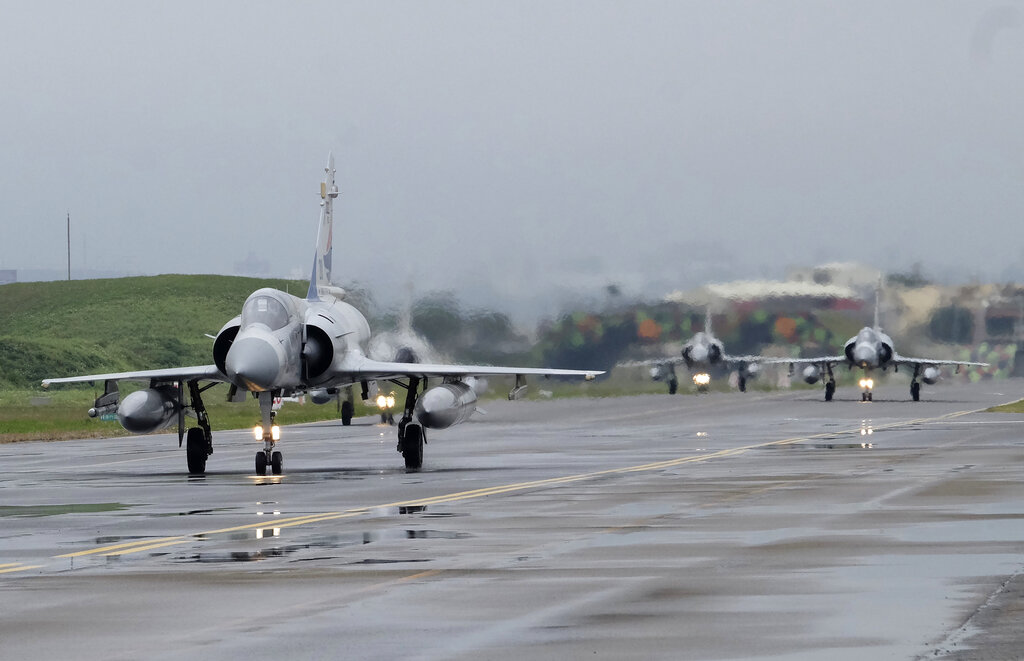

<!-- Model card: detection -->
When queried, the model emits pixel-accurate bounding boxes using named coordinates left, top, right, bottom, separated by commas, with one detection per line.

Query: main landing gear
left=910, top=379, right=921, bottom=402
left=254, top=391, right=283, bottom=476
left=182, top=380, right=214, bottom=475
left=823, top=365, right=836, bottom=402
left=396, top=376, right=425, bottom=470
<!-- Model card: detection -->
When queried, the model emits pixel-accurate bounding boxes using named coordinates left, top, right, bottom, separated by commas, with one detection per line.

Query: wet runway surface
left=3, top=381, right=1024, bottom=660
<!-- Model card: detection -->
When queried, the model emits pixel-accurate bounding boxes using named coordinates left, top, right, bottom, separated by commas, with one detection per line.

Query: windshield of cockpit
left=241, top=293, right=290, bottom=331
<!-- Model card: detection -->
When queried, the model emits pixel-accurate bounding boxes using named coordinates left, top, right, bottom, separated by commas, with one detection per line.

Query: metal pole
left=66, top=212, right=71, bottom=280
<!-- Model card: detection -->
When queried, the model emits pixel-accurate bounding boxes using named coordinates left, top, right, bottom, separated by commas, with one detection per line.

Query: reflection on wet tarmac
left=171, top=525, right=470, bottom=563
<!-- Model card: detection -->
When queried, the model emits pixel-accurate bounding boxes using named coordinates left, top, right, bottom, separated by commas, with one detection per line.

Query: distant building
left=0, top=269, right=16, bottom=285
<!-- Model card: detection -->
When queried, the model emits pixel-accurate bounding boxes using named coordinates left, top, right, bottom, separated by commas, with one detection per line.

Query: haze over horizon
left=2, top=2, right=1023, bottom=322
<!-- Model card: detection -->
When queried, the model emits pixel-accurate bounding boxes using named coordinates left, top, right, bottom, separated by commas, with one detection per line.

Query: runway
left=3, top=380, right=1024, bottom=660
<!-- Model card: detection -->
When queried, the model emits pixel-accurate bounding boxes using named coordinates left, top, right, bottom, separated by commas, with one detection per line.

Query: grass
left=0, top=275, right=309, bottom=388
left=987, top=400, right=1024, bottom=413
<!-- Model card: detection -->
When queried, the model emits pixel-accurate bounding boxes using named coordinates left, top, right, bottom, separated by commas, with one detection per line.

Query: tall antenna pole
left=66, top=212, right=71, bottom=281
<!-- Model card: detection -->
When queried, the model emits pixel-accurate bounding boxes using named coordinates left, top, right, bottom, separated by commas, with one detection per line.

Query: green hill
left=0, top=275, right=308, bottom=387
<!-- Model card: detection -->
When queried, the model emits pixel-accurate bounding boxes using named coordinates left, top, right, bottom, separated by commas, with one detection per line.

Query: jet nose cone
left=852, top=344, right=876, bottom=368
left=689, top=345, right=708, bottom=363
left=225, top=336, right=281, bottom=391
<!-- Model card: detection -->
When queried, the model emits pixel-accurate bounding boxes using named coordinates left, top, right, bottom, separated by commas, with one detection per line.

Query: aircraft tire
left=668, top=379, right=678, bottom=395
left=911, top=382, right=920, bottom=402
left=341, top=400, right=354, bottom=426
left=255, top=452, right=268, bottom=476
left=402, top=424, right=424, bottom=470
left=825, top=383, right=835, bottom=402
left=186, top=427, right=207, bottom=474
left=271, top=451, right=283, bottom=475
left=738, top=377, right=746, bottom=393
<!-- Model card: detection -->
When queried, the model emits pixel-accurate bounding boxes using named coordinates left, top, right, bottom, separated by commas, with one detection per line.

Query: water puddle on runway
left=173, top=525, right=471, bottom=564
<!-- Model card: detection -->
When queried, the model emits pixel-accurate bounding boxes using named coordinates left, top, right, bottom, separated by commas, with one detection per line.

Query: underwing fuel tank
left=802, top=365, right=821, bottom=384
left=922, top=366, right=941, bottom=385
left=116, top=388, right=179, bottom=434
left=414, top=382, right=477, bottom=430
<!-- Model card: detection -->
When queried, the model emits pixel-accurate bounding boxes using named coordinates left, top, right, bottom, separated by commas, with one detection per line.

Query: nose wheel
left=255, top=449, right=283, bottom=476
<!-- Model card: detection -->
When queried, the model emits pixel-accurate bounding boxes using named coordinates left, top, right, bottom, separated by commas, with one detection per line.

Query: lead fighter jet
left=783, top=288, right=986, bottom=402
left=43, top=154, right=601, bottom=475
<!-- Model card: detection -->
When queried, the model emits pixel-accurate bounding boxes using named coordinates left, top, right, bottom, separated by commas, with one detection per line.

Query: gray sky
left=1, top=1, right=1022, bottom=320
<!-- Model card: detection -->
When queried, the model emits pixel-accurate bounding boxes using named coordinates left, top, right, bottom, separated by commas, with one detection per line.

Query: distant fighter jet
left=783, top=286, right=986, bottom=401
left=628, top=309, right=766, bottom=393
left=43, top=154, right=601, bottom=475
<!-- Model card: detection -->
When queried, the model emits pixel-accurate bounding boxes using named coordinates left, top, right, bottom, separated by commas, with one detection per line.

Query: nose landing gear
left=254, top=391, right=283, bottom=476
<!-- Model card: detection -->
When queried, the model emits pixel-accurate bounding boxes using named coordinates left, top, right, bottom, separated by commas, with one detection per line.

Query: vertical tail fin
left=705, top=306, right=713, bottom=335
left=306, top=153, right=339, bottom=301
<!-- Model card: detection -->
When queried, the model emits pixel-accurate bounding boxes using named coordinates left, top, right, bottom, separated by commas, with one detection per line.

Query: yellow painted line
left=0, top=565, right=44, bottom=574
left=57, top=536, right=185, bottom=558
left=105, top=540, right=195, bottom=556
left=52, top=406, right=986, bottom=562
left=0, top=563, right=24, bottom=569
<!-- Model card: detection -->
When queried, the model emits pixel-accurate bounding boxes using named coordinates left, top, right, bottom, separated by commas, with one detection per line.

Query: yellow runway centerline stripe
left=57, top=536, right=186, bottom=558
left=52, top=406, right=985, bottom=562
left=0, top=565, right=44, bottom=574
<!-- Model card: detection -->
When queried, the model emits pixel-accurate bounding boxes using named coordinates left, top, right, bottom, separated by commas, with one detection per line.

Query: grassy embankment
left=987, top=400, right=1024, bottom=413
left=0, top=275, right=368, bottom=442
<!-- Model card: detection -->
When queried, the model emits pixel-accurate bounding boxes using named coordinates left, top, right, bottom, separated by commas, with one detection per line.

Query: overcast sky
left=1, top=1, right=1022, bottom=320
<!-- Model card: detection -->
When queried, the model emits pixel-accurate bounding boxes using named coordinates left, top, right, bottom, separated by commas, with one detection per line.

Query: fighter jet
left=43, top=154, right=601, bottom=475
left=628, top=309, right=765, bottom=393
left=782, top=288, right=986, bottom=401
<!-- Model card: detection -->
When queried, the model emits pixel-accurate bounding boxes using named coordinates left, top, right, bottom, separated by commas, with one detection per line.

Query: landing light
left=693, top=373, right=711, bottom=386
left=858, top=378, right=874, bottom=390
left=376, top=394, right=387, bottom=408
left=253, top=425, right=263, bottom=440
left=271, top=425, right=281, bottom=441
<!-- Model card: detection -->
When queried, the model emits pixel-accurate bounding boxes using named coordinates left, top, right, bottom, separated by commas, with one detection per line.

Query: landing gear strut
left=910, top=369, right=921, bottom=402
left=396, top=376, right=425, bottom=470
left=738, top=375, right=747, bottom=393
left=254, top=391, right=283, bottom=476
left=824, top=365, right=836, bottom=402
left=182, top=380, right=214, bottom=475
left=665, top=365, right=678, bottom=395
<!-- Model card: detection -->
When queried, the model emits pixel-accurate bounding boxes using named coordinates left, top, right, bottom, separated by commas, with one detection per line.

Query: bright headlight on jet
left=693, top=373, right=711, bottom=386
left=386, top=395, right=395, bottom=408
left=253, top=425, right=263, bottom=440
left=271, top=425, right=281, bottom=441
left=858, top=378, right=874, bottom=389
left=376, top=394, right=387, bottom=409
